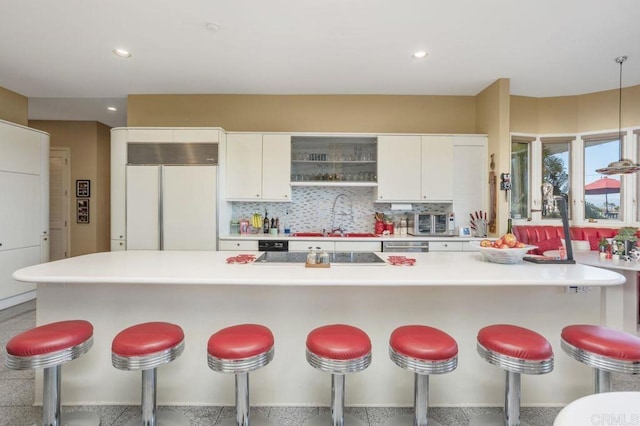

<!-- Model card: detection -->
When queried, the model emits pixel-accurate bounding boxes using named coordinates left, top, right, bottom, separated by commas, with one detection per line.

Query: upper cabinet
left=376, top=135, right=421, bottom=201
left=226, top=133, right=291, bottom=201
left=376, top=135, right=453, bottom=202
left=421, top=136, right=454, bottom=201
left=290, top=136, right=377, bottom=186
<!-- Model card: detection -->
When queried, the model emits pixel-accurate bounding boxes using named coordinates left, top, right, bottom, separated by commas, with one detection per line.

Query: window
left=583, top=133, right=621, bottom=221
left=511, top=138, right=531, bottom=219
left=541, top=138, right=571, bottom=219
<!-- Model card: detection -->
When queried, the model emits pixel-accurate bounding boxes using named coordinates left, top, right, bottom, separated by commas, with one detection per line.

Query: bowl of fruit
left=470, top=233, right=537, bottom=264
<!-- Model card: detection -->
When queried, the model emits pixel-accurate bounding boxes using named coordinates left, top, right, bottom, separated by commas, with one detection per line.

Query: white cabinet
left=376, top=135, right=453, bottom=202
left=376, top=135, right=421, bottom=201
left=0, top=120, right=48, bottom=306
left=226, top=133, right=291, bottom=201
left=110, top=128, right=127, bottom=242
left=429, top=241, right=463, bottom=252
left=262, top=134, right=291, bottom=200
left=219, top=240, right=259, bottom=251
left=452, top=136, right=488, bottom=230
left=111, top=240, right=126, bottom=251
left=334, top=241, right=381, bottom=252
left=421, top=136, right=453, bottom=201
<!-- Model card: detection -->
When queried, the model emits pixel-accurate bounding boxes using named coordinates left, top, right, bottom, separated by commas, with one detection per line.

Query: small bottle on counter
left=283, top=211, right=291, bottom=235
left=319, top=248, right=329, bottom=264
left=263, top=210, right=269, bottom=234
left=306, top=247, right=317, bottom=264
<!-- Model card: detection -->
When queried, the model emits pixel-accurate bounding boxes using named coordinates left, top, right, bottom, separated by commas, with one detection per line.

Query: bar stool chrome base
left=216, top=413, right=276, bottom=426
left=303, top=413, right=367, bottom=426
left=122, top=411, right=189, bottom=426
left=381, top=413, right=445, bottom=426
left=469, top=413, right=531, bottom=426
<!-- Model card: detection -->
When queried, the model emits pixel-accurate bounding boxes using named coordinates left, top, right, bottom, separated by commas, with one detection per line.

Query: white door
left=126, top=166, right=160, bottom=250
left=163, top=166, right=217, bottom=250
left=49, top=148, right=70, bottom=261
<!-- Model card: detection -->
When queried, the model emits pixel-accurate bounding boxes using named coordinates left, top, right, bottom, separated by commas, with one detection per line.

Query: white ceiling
left=3, top=0, right=640, bottom=128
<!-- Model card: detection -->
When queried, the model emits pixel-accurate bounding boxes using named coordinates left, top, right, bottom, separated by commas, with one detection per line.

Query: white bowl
left=469, top=241, right=538, bottom=264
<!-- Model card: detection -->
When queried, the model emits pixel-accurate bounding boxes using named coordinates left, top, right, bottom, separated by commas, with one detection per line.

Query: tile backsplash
left=231, top=187, right=451, bottom=234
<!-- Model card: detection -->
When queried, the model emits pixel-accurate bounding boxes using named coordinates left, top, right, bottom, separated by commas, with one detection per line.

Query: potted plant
left=598, top=237, right=609, bottom=253
left=613, top=227, right=638, bottom=255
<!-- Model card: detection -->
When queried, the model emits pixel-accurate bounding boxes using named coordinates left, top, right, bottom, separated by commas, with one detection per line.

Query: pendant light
left=596, top=56, right=639, bottom=175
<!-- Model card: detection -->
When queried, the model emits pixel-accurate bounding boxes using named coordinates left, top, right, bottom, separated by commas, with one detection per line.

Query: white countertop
left=14, top=250, right=625, bottom=287
left=574, top=250, right=640, bottom=271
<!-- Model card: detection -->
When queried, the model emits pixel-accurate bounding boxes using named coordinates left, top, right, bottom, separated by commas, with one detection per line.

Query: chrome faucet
left=331, top=193, right=353, bottom=235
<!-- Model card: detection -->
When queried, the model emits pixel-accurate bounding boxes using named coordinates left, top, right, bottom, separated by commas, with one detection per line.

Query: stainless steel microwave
left=408, top=213, right=451, bottom=236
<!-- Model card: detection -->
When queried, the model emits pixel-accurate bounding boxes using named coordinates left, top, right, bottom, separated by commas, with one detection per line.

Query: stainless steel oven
left=409, top=213, right=452, bottom=236
left=382, top=241, right=429, bottom=252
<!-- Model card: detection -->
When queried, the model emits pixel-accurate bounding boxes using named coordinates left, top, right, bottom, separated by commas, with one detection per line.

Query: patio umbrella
left=585, top=177, right=620, bottom=215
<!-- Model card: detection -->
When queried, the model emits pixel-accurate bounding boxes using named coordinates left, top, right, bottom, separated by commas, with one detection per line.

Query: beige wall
left=511, top=84, right=640, bottom=134
left=476, top=79, right=510, bottom=235
left=127, top=94, right=478, bottom=134
left=0, top=86, right=28, bottom=126
left=28, top=120, right=111, bottom=257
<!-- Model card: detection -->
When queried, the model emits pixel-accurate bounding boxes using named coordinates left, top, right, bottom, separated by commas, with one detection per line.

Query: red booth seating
left=511, top=225, right=639, bottom=255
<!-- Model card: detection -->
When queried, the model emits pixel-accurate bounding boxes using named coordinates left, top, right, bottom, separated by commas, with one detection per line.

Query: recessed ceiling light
left=107, top=106, right=117, bottom=112
left=112, top=48, right=132, bottom=58
left=205, top=22, right=220, bottom=33
left=412, top=51, right=428, bottom=59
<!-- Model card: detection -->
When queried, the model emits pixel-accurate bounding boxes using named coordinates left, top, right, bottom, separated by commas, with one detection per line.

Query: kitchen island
left=13, top=250, right=625, bottom=408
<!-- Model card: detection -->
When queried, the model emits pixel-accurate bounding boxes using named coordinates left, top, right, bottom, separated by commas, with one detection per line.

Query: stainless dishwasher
left=382, top=241, right=429, bottom=252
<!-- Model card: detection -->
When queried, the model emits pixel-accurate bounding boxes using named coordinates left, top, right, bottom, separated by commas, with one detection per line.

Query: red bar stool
left=472, top=324, right=554, bottom=426
left=303, top=324, right=372, bottom=426
left=111, top=321, right=187, bottom=426
left=383, top=325, right=458, bottom=426
left=561, top=324, right=640, bottom=393
left=207, top=324, right=275, bottom=426
left=5, top=320, right=99, bottom=426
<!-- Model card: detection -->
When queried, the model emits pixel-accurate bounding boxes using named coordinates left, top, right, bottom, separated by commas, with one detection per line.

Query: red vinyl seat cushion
left=112, top=322, right=184, bottom=357
left=390, top=325, right=458, bottom=361
left=478, top=324, right=552, bottom=361
left=208, top=324, right=274, bottom=359
left=562, top=325, right=640, bottom=361
left=6, top=320, right=93, bottom=357
left=307, top=324, right=371, bottom=361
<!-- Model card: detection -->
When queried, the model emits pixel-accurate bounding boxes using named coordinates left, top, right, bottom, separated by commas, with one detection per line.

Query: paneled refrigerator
left=125, top=143, right=218, bottom=250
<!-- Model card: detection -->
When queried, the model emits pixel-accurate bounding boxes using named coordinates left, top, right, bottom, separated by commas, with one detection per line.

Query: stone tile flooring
left=0, top=300, right=637, bottom=425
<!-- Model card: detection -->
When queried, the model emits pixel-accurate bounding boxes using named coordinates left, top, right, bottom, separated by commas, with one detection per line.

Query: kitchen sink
left=255, top=251, right=385, bottom=264
left=327, top=233, right=378, bottom=238
left=292, top=232, right=325, bottom=237
left=292, top=232, right=379, bottom=238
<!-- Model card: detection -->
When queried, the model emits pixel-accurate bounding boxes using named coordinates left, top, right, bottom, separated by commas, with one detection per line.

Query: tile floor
left=0, top=300, right=638, bottom=425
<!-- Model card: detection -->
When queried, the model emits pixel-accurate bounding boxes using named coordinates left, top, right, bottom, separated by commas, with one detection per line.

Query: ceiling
left=3, top=0, right=640, bottom=128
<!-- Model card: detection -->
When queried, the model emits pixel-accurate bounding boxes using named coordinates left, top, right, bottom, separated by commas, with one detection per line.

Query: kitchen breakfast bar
left=13, top=250, right=626, bottom=408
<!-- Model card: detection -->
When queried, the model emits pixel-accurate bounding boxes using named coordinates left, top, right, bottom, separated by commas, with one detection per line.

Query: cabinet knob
left=119, top=235, right=124, bottom=239
left=444, top=244, right=448, bottom=247
left=256, top=194, right=260, bottom=198
left=120, top=242, right=124, bottom=246
left=43, top=238, right=48, bottom=241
